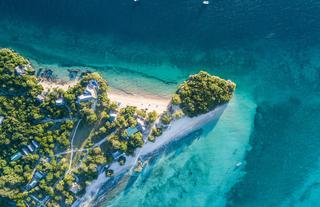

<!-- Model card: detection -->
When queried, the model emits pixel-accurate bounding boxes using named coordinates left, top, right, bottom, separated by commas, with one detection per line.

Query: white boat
left=202, top=0, right=210, bottom=5
left=235, top=162, right=242, bottom=168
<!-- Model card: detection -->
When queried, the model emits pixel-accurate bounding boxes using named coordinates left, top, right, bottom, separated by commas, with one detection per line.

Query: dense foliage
left=0, top=49, right=234, bottom=207
left=0, top=49, right=40, bottom=97
left=174, top=71, right=236, bottom=117
left=0, top=49, right=112, bottom=207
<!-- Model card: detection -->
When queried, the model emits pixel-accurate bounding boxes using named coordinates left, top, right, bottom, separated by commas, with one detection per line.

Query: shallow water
left=0, top=0, right=320, bottom=206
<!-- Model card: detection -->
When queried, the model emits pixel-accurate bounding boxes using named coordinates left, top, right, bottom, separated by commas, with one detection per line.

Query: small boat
left=202, top=0, right=210, bottom=5
left=235, top=162, right=242, bottom=168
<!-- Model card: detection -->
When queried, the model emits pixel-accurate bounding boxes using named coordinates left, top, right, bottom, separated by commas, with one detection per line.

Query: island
left=0, top=48, right=235, bottom=207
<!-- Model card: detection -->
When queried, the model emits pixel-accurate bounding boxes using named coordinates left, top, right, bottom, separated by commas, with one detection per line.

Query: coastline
left=108, top=88, right=171, bottom=114
left=76, top=104, right=227, bottom=207
left=39, top=79, right=171, bottom=114
left=1, top=51, right=234, bottom=207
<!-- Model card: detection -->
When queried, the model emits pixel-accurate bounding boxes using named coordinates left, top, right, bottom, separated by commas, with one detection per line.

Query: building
left=89, top=79, right=99, bottom=88
left=55, top=98, right=65, bottom=106
left=77, top=94, right=95, bottom=103
left=15, top=65, right=28, bottom=75
left=109, top=112, right=117, bottom=122
left=137, top=119, right=146, bottom=132
left=27, top=144, right=34, bottom=153
left=22, top=148, right=29, bottom=155
left=77, top=79, right=99, bottom=103
left=69, top=182, right=81, bottom=194
left=26, top=180, right=38, bottom=191
left=10, top=152, right=23, bottom=161
left=0, top=116, right=4, bottom=125
left=34, top=171, right=45, bottom=180
left=32, top=140, right=40, bottom=149
left=126, top=127, right=139, bottom=137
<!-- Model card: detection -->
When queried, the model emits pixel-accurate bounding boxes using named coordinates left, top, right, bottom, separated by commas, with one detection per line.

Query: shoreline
left=108, top=88, right=171, bottom=114
left=39, top=79, right=171, bottom=114
left=76, top=104, right=227, bottom=207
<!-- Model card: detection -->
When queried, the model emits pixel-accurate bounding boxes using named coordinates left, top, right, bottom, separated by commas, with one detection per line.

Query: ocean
left=0, top=0, right=319, bottom=206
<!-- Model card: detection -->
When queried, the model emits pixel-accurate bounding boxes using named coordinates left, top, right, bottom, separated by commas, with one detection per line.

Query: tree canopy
left=174, top=71, right=236, bottom=117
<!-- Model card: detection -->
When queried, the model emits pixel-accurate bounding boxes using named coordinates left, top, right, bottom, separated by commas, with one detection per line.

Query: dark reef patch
left=226, top=98, right=320, bottom=207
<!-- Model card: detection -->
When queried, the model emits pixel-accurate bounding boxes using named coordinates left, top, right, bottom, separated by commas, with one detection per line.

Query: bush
left=148, top=135, right=155, bottom=142
left=146, top=111, right=158, bottom=125
left=160, top=112, right=172, bottom=125
left=106, top=169, right=114, bottom=177
left=118, top=156, right=126, bottom=166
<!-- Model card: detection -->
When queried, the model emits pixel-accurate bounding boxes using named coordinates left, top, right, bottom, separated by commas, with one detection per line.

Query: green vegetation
left=146, top=110, right=158, bottom=125
left=0, top=48, right=39, bottom=97
left=0, top=49, right=235, bottom=207
left=160, top=112, right=172, bottom=125
left=106, top=106, right=144, bottom=155
left=174, top=71, right=236, bottom=117
left=0, top=49, right=113, bottom=207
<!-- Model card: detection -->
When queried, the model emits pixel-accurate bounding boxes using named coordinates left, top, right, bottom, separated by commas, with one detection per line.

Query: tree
left=160, top=112, right=172, bottom=125
left=175, top=71, right=236, bottom=116
left=171, top=94, right=181, bottom=105
left=146, top=111, right=158, bottom=125
left=118, top=156, right=126, bottom=166
left=106, top=169, right=114, bottom=177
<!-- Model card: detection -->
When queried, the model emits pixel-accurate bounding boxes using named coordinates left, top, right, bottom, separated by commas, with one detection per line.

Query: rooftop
left=0, top=116, right=4, bottom=125
left=15, top=65, right=28, bottom=75
left=34, top=171, right=45, bottom=180
left=10, top=152, right=22, bottom=161
left=69, top=182, right=81, bottom=194
left=26, top=180, right=38, bottom=191
left=126, top=127, right=139, bottom=137
left=55, top=98, right=65, bottom=106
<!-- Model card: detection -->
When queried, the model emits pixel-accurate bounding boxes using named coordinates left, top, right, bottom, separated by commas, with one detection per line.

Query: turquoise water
left=1, top=0, right=320, bottom=206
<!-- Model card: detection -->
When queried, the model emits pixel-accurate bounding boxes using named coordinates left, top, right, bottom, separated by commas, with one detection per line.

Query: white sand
left=39, top=80, right=170, bottom=114
left=77, top=104, right=227, bottom=207
left=108, top=90, right=171, bottom=114
left=140, top=104, right=227, bottom=157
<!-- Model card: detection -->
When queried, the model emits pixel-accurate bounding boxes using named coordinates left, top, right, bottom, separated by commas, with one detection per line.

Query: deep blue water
left=0, top=0, right=320, bottom=206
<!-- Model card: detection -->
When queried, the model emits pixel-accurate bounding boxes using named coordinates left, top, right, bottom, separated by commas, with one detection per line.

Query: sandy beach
left=39, top=79, right=171, bottom=114
left=77, top=104, right=228, bottom=207
left=108, top=89, right=171, bottom=114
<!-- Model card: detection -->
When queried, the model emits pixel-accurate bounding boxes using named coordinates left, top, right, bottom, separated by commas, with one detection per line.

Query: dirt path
left=68, top=119, right=82, bottom=171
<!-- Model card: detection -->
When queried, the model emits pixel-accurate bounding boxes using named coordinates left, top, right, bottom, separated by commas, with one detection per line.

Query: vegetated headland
left=0, top=48, right=235, bottom=207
